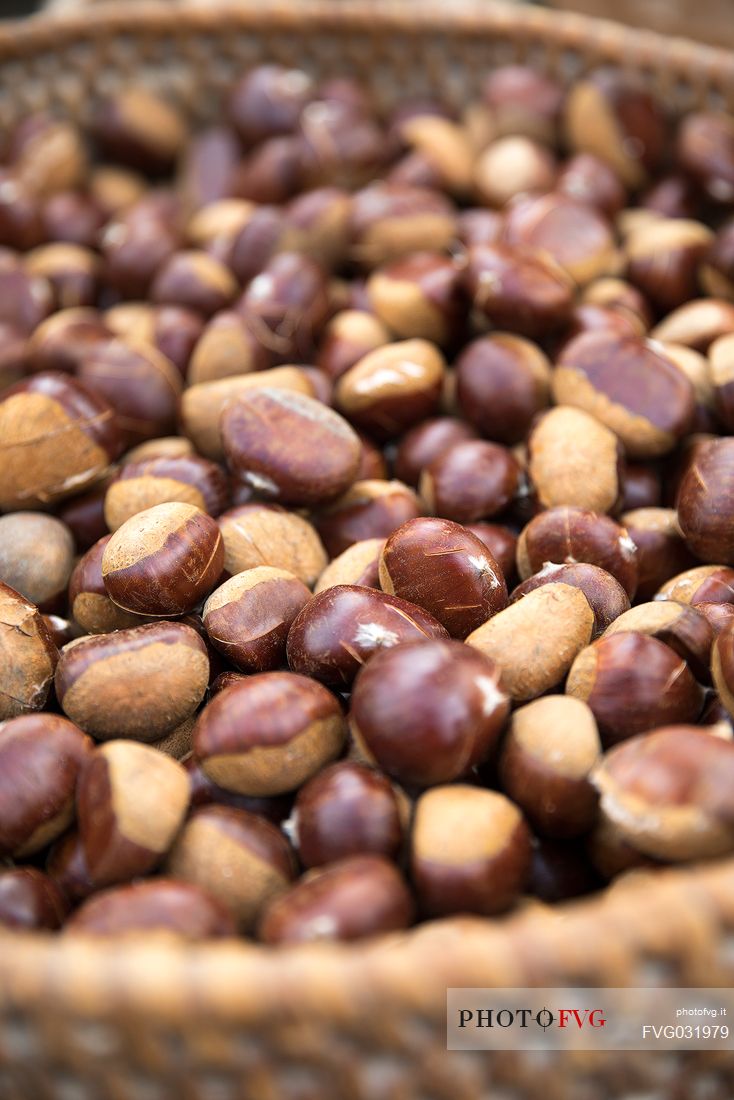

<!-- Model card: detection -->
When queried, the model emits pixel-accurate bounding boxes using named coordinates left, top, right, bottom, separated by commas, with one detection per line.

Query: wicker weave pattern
left=0, top=3, right=734, bottom=1096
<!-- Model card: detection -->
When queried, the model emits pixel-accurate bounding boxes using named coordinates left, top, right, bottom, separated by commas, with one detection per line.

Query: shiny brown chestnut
left=499, top=696, right=601, bottom=839
left=47, top=828, right=96, bottom=903
left=76, top=741, right=190, bottom=887
left=0, top=582, right=58, bottom=721
left=0, top=868, right=68, bottom=931
left=677, top=438, right=734, bottom=565
left=350, top=639, right=508, bottom=786
left=553, top=331, right=695, bottom=459
left=557, top=153, right=626, bottom=218
left=501, top=192, right=618, bottom=285
left=166, top=805, right=297, bottom=932
left=656, top=565, right=734, bottom=609
left=0, top=512, right=74, bottom=612
left=677, top=112, right=734, bottom=203
left=315, top=479, right=421, bottom=559
left=603, top=602, right=713, bottom=683
left=187, top=310, right=272, bottom=385
left=317, top=310, right=390, bottom=381
left=28, top=307, right=110, bottom=375
left=90, top=88, right=188, bottom=174
left=291, top=762, right=406, bottom=868
left=566, top=633, right=704, bottom=747
left=461, top=242, right=573, bottom=339
left=455, top=334, right=551, bottom=446
left=65, top=878, right=235, bottom=939
left=0, top=714, right=91, bottom=858
left=102, top=502, right=224, bottom=616
left=258, top=854, right=413, bottom=944
left=286, top=584, right=448, bottom=687
left=411, top=786, right=532, bottom=917
left=227, top=64, right=314, bottom=145
left=517, top=506, right=639, bottom=599
left=367, top=252, right=462, bottom=346
left=379, top=517, right=507, bottom=638
left=221, top=388, right=361, bottom=507
left=239, top=251, right=330, bottom=362
left=419, top=440, right=520, bottom=524
left=349, top=182, right=457, bottom=268
left=55, top=622, right=209, bottom=741
left=712, top=621, right=734, bottom=720
left=393, top=417, right=478, bottom=486
left=151, top=250, right=238, bottom=317
left=203, top=567, right=311, bottom=673
left=68, top=535, right=146, bottom=635
left=193, top=672, right=346, bottom=796
left=625, top=218, right=711, bottom=311
left=0, top=372, right=122, bottom=511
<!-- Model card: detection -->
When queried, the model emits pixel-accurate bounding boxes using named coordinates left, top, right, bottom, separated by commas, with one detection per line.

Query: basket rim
left=0, top=0, right=732, bottom=993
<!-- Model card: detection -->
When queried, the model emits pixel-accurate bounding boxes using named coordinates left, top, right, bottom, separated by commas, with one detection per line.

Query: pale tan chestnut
left=0, top=582, right=58, bottom=721
left=193, top=672, right=346, bottom=796
left=55, top=622, right=209, bottom=741
left=102, top=502, right=224, bottom=616
left=466, top=583, right=595, bottom=701
left=591, top=726, right=734, bottom=861
left=180, top=367, right=315, bottom=460
left=203, top=567, right=311, bottom=672
left=314, top=538, right=384, bottom=594
left=499, top=696, right=601, bottom=839
left=218, top=503, right=327, bottom=588
left=528, top=405, right=622, bottom=513
left=166, top=805, right=296, bottom=931
left=77, top=741, right=190, bottom=887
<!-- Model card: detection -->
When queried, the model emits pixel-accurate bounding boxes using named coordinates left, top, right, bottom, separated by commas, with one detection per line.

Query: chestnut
left=564, top=68, right=666, bottom=188
left=218, top=502, right=327, bottom=587
left=335, top=338, right=445, bottom=441
left=621, top=507, right=697, bottom=601
left=65, top=878, right=235, bottom=939
left=499, top=696, right=601, bottom=838
left=193, top=672, right=346, bottom=796
left=592, top=726, right=734, bottom=860
left=709, top=333, right=734, bottom=431
left=291, top=762, right=406, bottom=868
left=419, top=440, right=520, bottom=523
left=511, top=562, right=629, bottom=638
left=8, top=113, right=87, bottom=197
left=180, top=366, right=315, bottom=460
left=350, top=639, right=508, bottom=786
left=517, top=506, right=639, bottom=599
left=55, top=622, right=209, bottom=741
left=317, top=309, right=390, bottom=381
left=481, top=64, right=563, bottom=143
left=396, top=115, right=475, bottom=197
left=239, top=251, right=330, bottom=362
left=677, top=438, right=734, bottom=565
left=467, top=582, right=594, bottom=702
left=258, top=854, right=413, bottom=944
left=527, top=406, right=623, bottom=515
left=314, top=539, right=383, bottom=595
left=76, top=741, right=190, bottom=887
left=0, top=714, right=91, bottom=858
left=650, top=298, right=734, bottom=352
left=557, top=153, right=626, bottom=218
left=677, top=112, right=734, bottom=203
left=501, top=192, right=618, bottom=285
left=90, top=88, right=187, bottom=174
left=314, top=479, right=421, bottom=559
left=411, top=786, right=531, bottom=917
left=581, top=277, right=652, bottom=331
left=625, top=218, right=712, bottom=311
left=221, top=388, right=361, bottom=507
left=379, top=517, right=507, bottom=638
left=603, top=601, right=713, bottom=683
left=286, top=584, right=448, bottom=687
left=0, top=372, right=122, bottom=511
left=0, top=170, right=45, bottom=250
left=104, top=454, right=229, bottom=531
left=42, top=190, right=105, bottom=249
left=68, top=535, right=146, bottom=635
left=203, top=567, right=311, bottom=672
left=102, top=502, right=224, bottom=616
left=366, top=252, right=462, bottom=346
left=100, top=207, right=178, bottom=299
left=554, top=331, right=695, bottom=459
left=0, top=868, right=68, bottom=931
left=28, top=307, right=110, bottom=375
left=394, top=417, right=478, bottom=487
left=227, top=64, right=313, bottom=145
left=0, top=582, right=58, bottom=720
left=461, top=242, right=573, bottom=338
left=0, top=512, right=74, bottom=612
left=619, top=463, right=662, bottom=512
left=566, top=633, right=704, bottom=746
left=465, top=524, right=518, bottom=584
left=151, top=250, right=238, bottom=317
left=656, top=565, right=734, bottom=608
left=166, top=805, right=297, bottom=932
left=528, top=839, right=601, bottom=904
left=712, top=621, right=734, bottom=720
left=349, top=182, right=457, bottom=268
left=76, top=336, right=183, bottom=446
left=474, top=136, right=556, bottom=208
left=455, top=334, right=551, bottom=446
left=187, top=310, right=272, bottom=385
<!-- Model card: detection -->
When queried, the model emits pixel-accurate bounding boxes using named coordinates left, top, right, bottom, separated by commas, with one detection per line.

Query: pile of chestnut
left=2, top=61, right=734, bottom=944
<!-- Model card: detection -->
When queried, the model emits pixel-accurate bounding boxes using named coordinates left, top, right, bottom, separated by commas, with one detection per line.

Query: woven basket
left=2, top=3, right=734, bottom=1097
